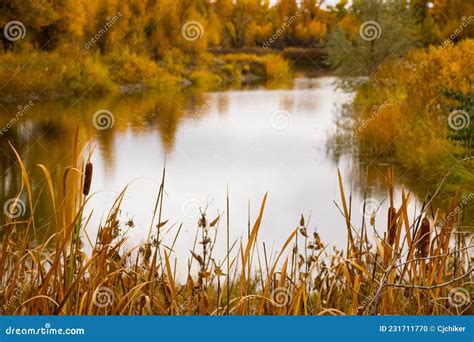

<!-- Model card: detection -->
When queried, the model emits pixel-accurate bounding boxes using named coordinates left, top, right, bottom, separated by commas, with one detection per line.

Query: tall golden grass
left=0, top=143, right=472, bottom=315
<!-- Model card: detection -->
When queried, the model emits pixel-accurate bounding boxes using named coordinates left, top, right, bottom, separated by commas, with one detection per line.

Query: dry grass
left=0, top=144, right=472, bottom=316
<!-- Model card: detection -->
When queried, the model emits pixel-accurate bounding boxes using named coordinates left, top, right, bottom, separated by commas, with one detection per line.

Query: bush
left=0, top=49, right=289, bottom=100
left=353, top=39, right=474, bottom=216
left=104, top=52, right=181, bottom=90
left=0, top=49, right=116, bottom=100
left=219, top=53, right=290, bottom=81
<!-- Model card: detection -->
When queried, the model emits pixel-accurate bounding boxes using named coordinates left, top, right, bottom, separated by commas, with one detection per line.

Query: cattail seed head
left=83, top=162, right=93, bottom=196
left=387, top=206, right=397, bottom=246
left=418, top=217, right=430, bottom=258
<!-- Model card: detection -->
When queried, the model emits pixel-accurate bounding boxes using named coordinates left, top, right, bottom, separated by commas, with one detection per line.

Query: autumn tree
left=327, top=0, right=414, bottom=76
left=295, top=0, right=331, bottom=46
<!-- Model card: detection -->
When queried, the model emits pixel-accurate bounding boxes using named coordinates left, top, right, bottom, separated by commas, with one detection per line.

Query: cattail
left=418, top=217, right=431, bottom=258
left=82, top=162, right=93, bottom=196
left=387, top=206, right=397, bottom=246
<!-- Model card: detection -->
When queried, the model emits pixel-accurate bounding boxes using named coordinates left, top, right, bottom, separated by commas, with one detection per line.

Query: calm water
left=0, top=77, right=413, bottom=274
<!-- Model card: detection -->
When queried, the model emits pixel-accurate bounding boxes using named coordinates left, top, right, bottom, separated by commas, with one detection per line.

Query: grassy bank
left=352, top=39, right=474, bottom=223
left=0, top=145, right=472, bottom=315
left=0, top=49, right=290, bottom=102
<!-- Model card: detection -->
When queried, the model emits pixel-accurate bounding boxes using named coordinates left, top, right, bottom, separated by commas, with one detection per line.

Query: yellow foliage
left=354, top=39, right=474, bottom=203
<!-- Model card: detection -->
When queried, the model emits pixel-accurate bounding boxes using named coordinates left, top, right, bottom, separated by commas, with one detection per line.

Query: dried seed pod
left=198, top=213, right=207, bottom=228
left=191, top=251, right=204, bottom=266
left=199, top=237, right=211, bottom=245
left=210, top=216, right=220, bottom=227
left=82, top=162, right=93, bottom=196
left=387, top=206, right=397, bottom=246
left=418, top=217, right=431, bottom=258
left=299, top=227, right=308, bottom=238
left=299, top=214, right=305, bottom=227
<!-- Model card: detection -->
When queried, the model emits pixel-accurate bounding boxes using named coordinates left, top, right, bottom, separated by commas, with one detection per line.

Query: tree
left=327, top=0, right=415, bottom=76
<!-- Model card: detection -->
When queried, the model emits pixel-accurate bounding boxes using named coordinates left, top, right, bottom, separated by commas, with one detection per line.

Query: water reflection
left=1, top=88, right=207, bottom=240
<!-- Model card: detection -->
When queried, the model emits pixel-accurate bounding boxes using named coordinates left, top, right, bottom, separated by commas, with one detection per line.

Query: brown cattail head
left=387, top=206, right=397, bottom=246
left=82, top=162, right=93, bottom=196
left=418, top=217, right=431, bottom=258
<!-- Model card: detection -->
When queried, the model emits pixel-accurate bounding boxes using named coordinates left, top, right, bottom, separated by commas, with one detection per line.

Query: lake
left=0, top=76, right=413, bottom=275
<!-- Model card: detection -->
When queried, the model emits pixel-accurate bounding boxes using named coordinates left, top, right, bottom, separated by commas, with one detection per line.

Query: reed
left=0, top=145, right=472, bottom=316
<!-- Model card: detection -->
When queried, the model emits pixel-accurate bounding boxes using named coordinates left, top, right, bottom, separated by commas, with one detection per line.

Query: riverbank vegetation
left=2, top=0, right=472, bottom=100
left=0, top=149, right=472, bottom=315
left=352, top=40, right=473, bottom=210
left=0, top=48, right=289, bottom=101
left=0, top=0, right=334, bottom=101
left=327, top=0, right=474, bottom=76
left=326, top=0, right=473, bottom=225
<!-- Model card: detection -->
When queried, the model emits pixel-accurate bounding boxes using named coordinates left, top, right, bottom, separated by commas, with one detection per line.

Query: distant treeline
left=1, top=0, right=472, bottom=56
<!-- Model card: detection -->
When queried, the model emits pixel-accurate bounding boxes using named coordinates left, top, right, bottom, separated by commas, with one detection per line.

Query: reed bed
left=0, top=143, right=472, bottom=316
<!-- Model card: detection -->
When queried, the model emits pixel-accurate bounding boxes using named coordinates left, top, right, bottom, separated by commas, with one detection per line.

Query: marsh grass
left=0, top=143, right=472, bottom=316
